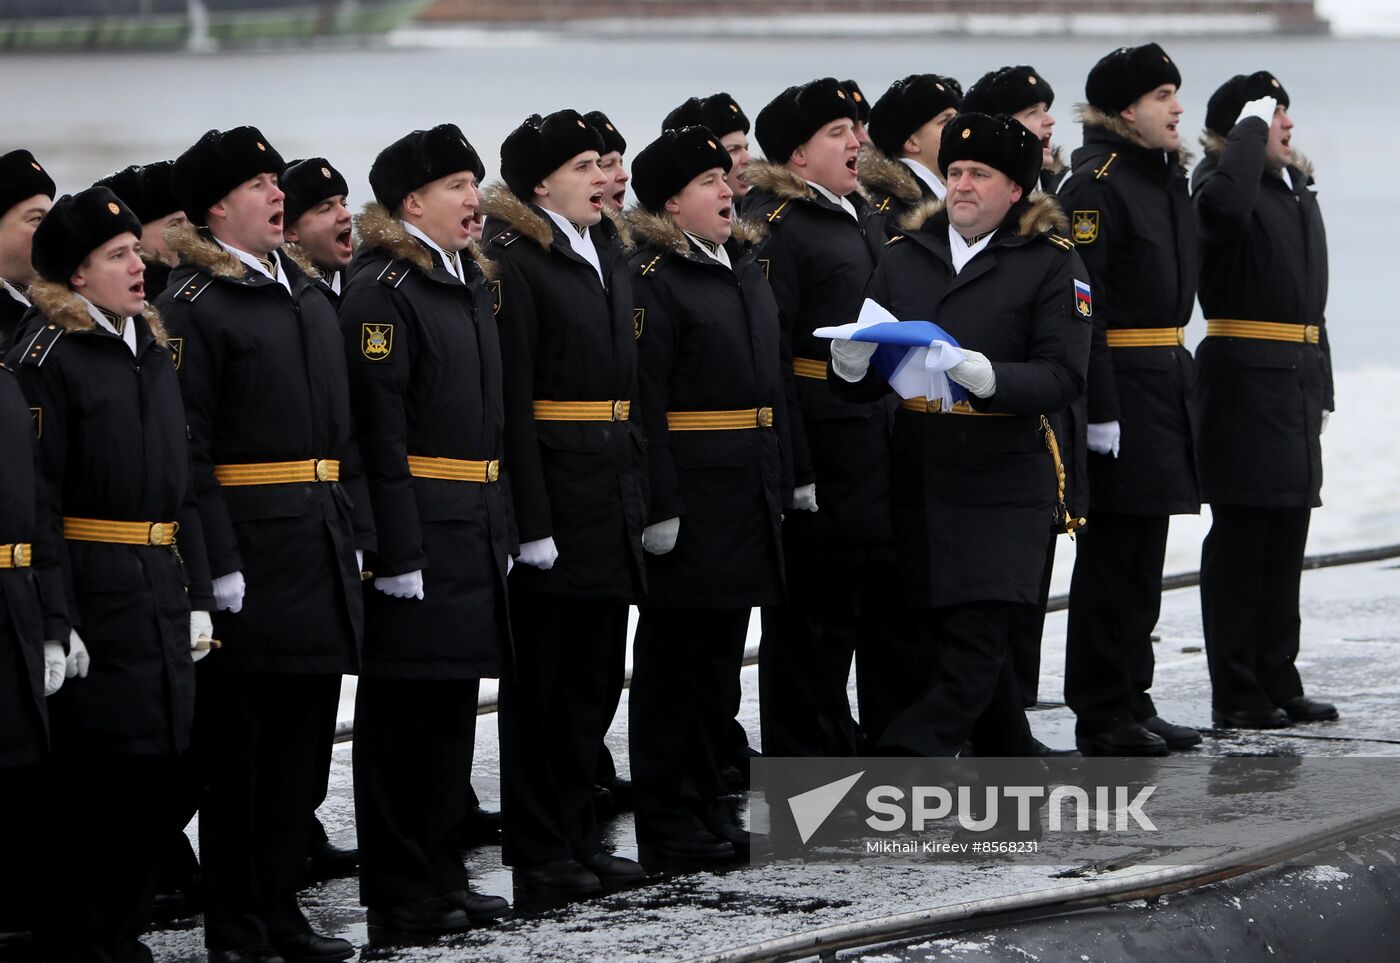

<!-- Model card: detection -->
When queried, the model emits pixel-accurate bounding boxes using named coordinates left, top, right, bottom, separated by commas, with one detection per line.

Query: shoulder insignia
left=885, top=235, right=906, bottom=247
left=639, top=254, right=663, bottom=277
left=17, top=323, right=63, bottom=368
left=376, top=259, right=410, bottom=289
left=1047, top=234, right=1074, bottom=251
left=361, top=322, right=393, bottom=361
left=633, top=307, right=645, bottom=340
left=29, top=406, right=41, bottom=439
left=174, top=276, right=214, bottom=302
left=875, top=196, right=892, bottom=213
left=492, top=229, right=522, bottom=249
left=765, top=200, right=789, bottom=225
left=1071, top=210, right=1099, bottom=245
left=1093, top=152, right=1118, bottom=180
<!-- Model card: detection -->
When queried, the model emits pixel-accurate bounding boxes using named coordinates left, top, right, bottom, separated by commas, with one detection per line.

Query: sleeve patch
left=488, top=279, right=502, bottom=316
left=361, top=323, right=393, bottom=360
left=633, top=307, right=645, bottom=340
left=1071, top=210, right=1099, bottom=244
left=168, top=336, right=183, bottom=370
left=1074, top=279, right=1093, bottom=318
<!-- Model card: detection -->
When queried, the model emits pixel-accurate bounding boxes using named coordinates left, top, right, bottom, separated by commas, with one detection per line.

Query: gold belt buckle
left=12, top=544, right=28, bottom=567
left=1305, top=324, right=1320, bottom=344
left=611, top=400, right=625, bottom=421
left=757, top=407, right=773, bottom=428
left=314, top=458, right=332, bottom=482
left=148, top=522, right=168, bottom=546
left=486, top=459, right=500, bottom=483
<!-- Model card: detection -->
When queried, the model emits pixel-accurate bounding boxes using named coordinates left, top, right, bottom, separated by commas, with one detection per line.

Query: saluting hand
left=1236, top=96, right=1277, bottom=128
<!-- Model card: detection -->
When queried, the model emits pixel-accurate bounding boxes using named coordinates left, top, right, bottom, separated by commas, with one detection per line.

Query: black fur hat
left=32, top=186, right=143, bottom=284
left=631, top=126, right=733, bottom=213
left=1205, top=71, right=1290, bottom=136
left=868, top=74, right=964, bottom=159
left=662, top=92, right=750, bottom=138
left=282, top=157, right=350, bottom=226
left=963, top=65, right=1054, bottom=117
left=370, top=124, right=484, bottom=212
left=755, top=77, right=860, bottom=164
left=0, top=149, right=56, bottom=218
left=93, top=161, right=180, bottom=226
left=584, top=111, right=627, bottom=156
left=172, top=126, right=284, bottom=226
left=1085, top=43, right=1182, bottom=114
left=840, top=79, right=872, bottom=124
left=937, top=112, right=1043, bottom=195
left=500, top=110, right=606, bottom=202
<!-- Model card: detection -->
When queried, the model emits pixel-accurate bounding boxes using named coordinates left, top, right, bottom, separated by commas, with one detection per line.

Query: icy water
left=1, top=32, right=1397, bottom=364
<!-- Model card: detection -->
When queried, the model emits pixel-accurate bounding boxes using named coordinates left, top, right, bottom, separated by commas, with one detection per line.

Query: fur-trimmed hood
left=1075, top=104, right=1194, bottom=167
left=28, top=279, right=168, bottom=346
left=622, top=207, right=767, bottom=258
left=897, top=192, right=1068, bottom=239
left=741, top=160, right=818, bottom=203
left=165, top=222, right=247, bottom=280
left=856, top=147, right=923, bottom=205
left=279, top=242, right=323, bottom=281
left=353, top=202, right=497, bottom=281
left=479, top=183, right=555, bottom=250
left=1199, top=129, right=1315, bottom=181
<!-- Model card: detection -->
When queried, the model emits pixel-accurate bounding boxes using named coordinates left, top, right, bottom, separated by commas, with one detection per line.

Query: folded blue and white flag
left=815, top=299, right=968, bottom=405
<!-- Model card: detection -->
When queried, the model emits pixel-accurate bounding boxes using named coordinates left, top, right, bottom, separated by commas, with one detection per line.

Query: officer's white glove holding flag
left=830, top=338, right=879, bottom=383
left=948, top=349, right=997, bottom=398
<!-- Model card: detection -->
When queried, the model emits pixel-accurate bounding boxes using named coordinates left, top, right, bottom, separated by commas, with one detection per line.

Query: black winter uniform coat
left=8, top=286, right=213, bottom=755
left=0, top=287, right=28, bottom=353
left=835, top=197, right=1091, bottom=607
left=1058, top=110, right=1200, bottom=516
left=1191, top=123, right=1333, bottom=508
left=339, top=205, right=513, bottom=678
left=480, top=187, right=646, bottom=601
left=625, top=210, right=787, bottom=609
left=155, top=225, right=370, bottom=675
left=856, top=148, right=942, bottom=260
left=739, top=161, right=894, bottom=561
left=0, top=363, right=65, bottom=767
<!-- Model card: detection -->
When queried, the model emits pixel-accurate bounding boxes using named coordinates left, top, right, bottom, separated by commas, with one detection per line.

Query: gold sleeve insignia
left=361, top=323, right=393, bottom=360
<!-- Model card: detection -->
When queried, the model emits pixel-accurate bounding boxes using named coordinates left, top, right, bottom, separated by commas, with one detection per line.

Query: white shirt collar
left=78, top=294, right=137, bottom=355
left=804, top=180, right=859, bottom=221
left=326, top=270, right=341, bottom=295
left=684, top=231, right=732, bottom=270
left=900, top=158, right=947, bottom=200
left=948, top=226, right=996, bottom=275
left=214, top=238, right=292, bottom=295
left=540, top=207, right=605, bottom=285
left=401, top=221, right=465, bottom=283
left=2, top=279, right=30, bottom=308
left=1279, top=167, right=1294, bottom=191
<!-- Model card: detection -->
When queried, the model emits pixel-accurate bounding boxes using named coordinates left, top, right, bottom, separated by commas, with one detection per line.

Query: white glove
left=1087, top=420, right=1121, bottom=458
left=356, top=549, right=364, bottom=573
left=948, top=349, right=997, bottom=399
left=1320, top=409, right=1331, bottom=435
left=1236, top=96, right=1277, bottom=128
left=792, top=484, right=818, bottom=512
left=212, top=570, right=245, bottom=614
left=43, top=642, right=66, bottom=696
left=516, top=536, right=558, bottom=571
left=642, top=517, right=680, bottom=555
left=190, top=610, right=214, bottom=664
left=374, top=570, right=425, bottom=600
left=830, top=339, right=879, bottom=383
left=66, top=629, right=90, bottom=679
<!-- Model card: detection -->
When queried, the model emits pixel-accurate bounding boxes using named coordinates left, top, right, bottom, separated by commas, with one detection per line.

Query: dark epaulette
left=376, top=259, right=410, bottom=289
left=1093, top=152, right=1119, bottom=181
left=173, top=274, right=215, bottom=302
left=17, top=322, right=63, bottom=367
left=491, top=228, right=522, bottom=249
left=1046, top=234, right=1075, bottom=251
left=885, top=234, right=906, bottom=247
left=635, top=251, right=666, bottom=277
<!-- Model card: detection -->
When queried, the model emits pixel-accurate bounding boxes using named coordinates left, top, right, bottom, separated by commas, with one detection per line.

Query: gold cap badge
left=256, top=142, right=266, bottom=151
left=107, top=202, right=120, bottom=215
left=321, top=166, right=331, bottom=178
left=961, top=128, right=972, bottom=139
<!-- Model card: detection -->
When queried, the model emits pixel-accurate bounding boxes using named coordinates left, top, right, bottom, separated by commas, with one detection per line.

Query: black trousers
left=0, top=764, right=43, bottom=938
left=761, top=551, right=897, bottom=757
left=875, top=601, right=1034, bottom=757
left=499, top=586, right=627, bottom=867
left=197, top=671, right=341, bottom=951
left=1201, top=505, right=1310, bottom=711
left=1008, top=532, right=1059, bottom=708
left=38, top=753, right=177, bottom=963
left=1065, top=511, right=1168, bottom=733
left=630, top=607, right=748, bottom=842
left=308, top=681, right=339, bottom=848
left=354, top=677, right=478, bottom=909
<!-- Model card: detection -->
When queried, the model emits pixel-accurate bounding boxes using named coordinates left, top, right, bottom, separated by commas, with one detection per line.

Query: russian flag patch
left=1073, top=279, right=1092, bottom=318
